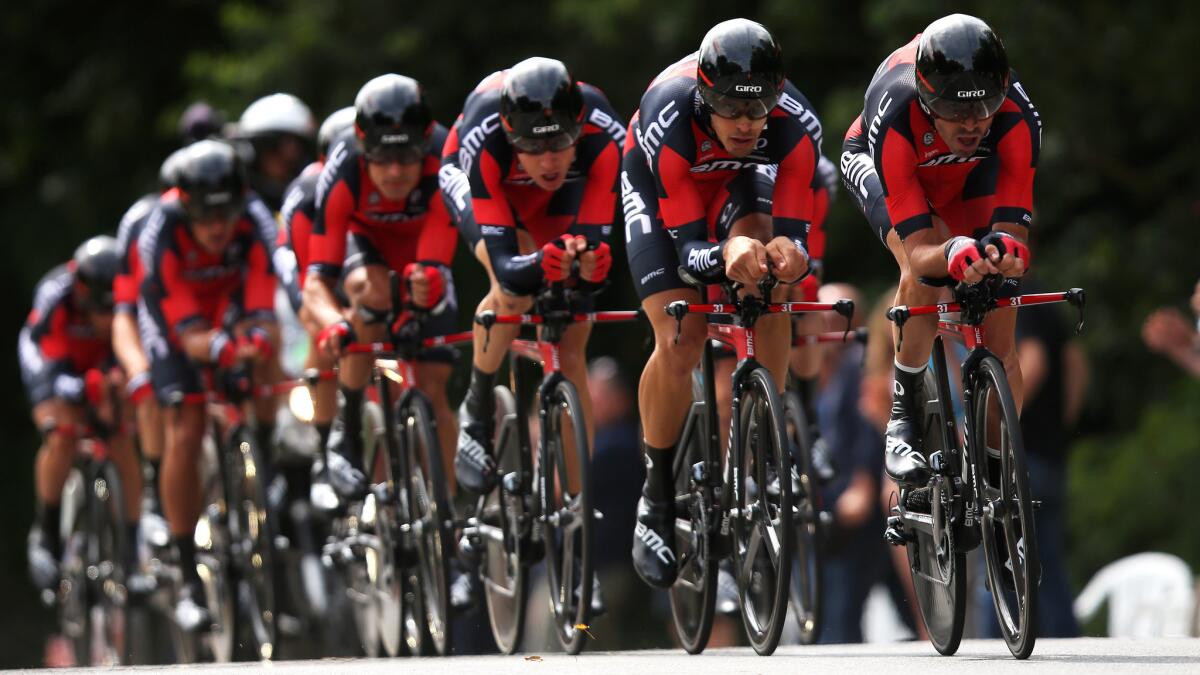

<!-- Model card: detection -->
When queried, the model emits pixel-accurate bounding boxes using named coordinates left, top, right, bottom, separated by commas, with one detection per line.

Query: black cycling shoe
left=455, top=400, right=497, bottom=494
left=27, top=526, right=59, bottom=592
left=322, top=449, right=368, bottom=503
left=884, top=418, right=931, bottom=487
left=632, top=496, right=677, bottom=588
left=175, top=578, right=212, bottom=634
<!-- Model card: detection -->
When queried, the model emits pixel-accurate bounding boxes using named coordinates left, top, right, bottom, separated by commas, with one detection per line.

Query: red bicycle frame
left=670, top=299, right=854, bottom=361
left=484, top=311, right=641, bottom=375
left=887, top=288, right=1086, bottom=350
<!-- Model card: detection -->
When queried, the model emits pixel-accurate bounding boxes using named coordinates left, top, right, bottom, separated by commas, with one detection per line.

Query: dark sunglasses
left=509, top=132, right=578, bottom=155
left=925, top=92, right=1006, bottom=123
left=701, top=90, right=779, bottom=120
left=364, top=142, right=427, bottom=165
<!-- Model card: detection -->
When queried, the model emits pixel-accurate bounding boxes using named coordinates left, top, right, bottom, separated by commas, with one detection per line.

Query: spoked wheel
left=229, top=435, right=278, bottom=661
left=973, top=356, right=1039, bottom=659
left=539, top=378, right=593, bottom=655
left=364, top=488, right=405, bottom=658
left=193, top=436, right=235, bottom=663
left=732, top=368, right=792, bottom=655
left=59, top=472, right=91, bottom=664
left=481, top=385, right=528, bottom=654
left=783, top=390, right=822, bottom=645
left=668, top=389, right=717, bottom=655
left=905, top=366, right=966, bottom=656
left=399, top=396, right=453, bottom=655
left=86, top=462, right=130, bottom=665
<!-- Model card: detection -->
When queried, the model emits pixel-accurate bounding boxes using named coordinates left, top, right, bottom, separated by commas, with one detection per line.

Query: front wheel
left=539, top=377, right=593, bottom=655
left=668, top=387, right=717, bottom=654
left=973, top=356, right=1039, bottom=659
left=731, top=367, right=792, bottom=655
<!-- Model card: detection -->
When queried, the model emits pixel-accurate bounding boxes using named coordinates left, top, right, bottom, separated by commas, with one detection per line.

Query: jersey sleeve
left=877, top=119, right=932, bottom=239
left=415, top=180, right=458, bottom=267
left=990, top=79, right=1041, bottom=228
left=771, top=133, right=818, bottom=250
left=308, top=140, right=354, bottom=279
left=242, top=236, right=277, bottom=321
left=568, top=132, right=621, bottom=242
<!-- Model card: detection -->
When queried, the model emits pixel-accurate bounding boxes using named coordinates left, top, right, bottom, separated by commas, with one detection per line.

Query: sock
left=175, top=535, right=200, bottom=586
left=465, top=366, right=497, bottom=418
left=126, top=522, right=140, bottom=571
left=41, top=504, right=62, bottom=559
left=340, top=387, right=364, bottom=471
left=642, top=444, right=674, bottom=504
left=891, top=359, right=927, bottom=421
left=316, top=422, right=332, bottom=450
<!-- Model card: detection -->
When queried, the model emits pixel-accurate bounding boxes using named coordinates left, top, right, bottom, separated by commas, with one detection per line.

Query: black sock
left=316, top=422, right=332, bottom=449
left=340, top=387, right=364, bottom=470
left=126, top=522, right=140, bottom=571
left=175, top=535, right=200, bottom=586
left=642, top=444, right=674, bottom=504
left=891, top=360, right=927, bottom=422
left=41, top=504, right=62, bottom=558
left=465, top=366, right=496, bottom=418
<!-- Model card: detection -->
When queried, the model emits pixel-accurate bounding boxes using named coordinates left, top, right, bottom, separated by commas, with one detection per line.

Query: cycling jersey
left=439, top=71, right=624, bottom=295
left=308, top=127, right=457, bottom=282
left=113, top=190, right=180, bottom=315
left=277, top=161, right=322, bottom=312
left=623, top=52, right=823, bottom=295
left=19, top=264, right=113, bottom=405
left=841, top=34, right=1041, bottom=243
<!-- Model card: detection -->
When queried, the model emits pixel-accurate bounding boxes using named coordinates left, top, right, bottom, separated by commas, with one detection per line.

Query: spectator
left=1142, top=278, right=1200, bottom=377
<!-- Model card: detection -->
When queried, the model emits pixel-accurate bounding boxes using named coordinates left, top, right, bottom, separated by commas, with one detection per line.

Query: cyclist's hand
left=541, top=234, right=583, bottom=282
left=724, top=236, right=769, bottom=285
left=209, top=331, right=238, bottom=368
left=980, top=231, right=1030, bottom=279
left=237, top=326, right=273, bottom=363
left=317, top=320, right=355, bottom=358
left=764, top=236, right=809, bottom=284
left=403, top=263, right=445, bottom=310
left=945, top=236, right=997, bottom=283
left=578, top=242, right=612, bottom=283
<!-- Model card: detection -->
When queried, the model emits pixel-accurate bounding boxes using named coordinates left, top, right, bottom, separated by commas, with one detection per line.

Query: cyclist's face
left=933, top=113, right=997, bottom=158
left=190, top=215, right=238, bottom=254
left=515, top=146, right=576, bottom=191
left=366, top=157, right=423, bottom=202
left=709, top=113, right=768, bottom=158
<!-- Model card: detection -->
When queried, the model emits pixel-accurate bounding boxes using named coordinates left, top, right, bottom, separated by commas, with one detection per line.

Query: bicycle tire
left=783, top=390, right=822, bottom=645
left=91, top=461, right=129, bottom=665
left=482, top=384, right=528, bottom=654
left=539, top=377, right=593, bottom=655
left=58, top=470, right=90, bottom=664
left=972, top=355, right=1039, bottom=659
left=668, top=376, right=717, bottom=654
left=732, top=366, right=793, bottom=655
left=228, top=430, right=278, bottom=661
left=196, top=433, right=235, bottom=663
left=398, top=393, right=454, bottom=656
left=904, top=362, right=967, bottom=656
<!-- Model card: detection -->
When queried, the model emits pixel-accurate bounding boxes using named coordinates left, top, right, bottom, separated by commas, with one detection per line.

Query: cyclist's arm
left=112, top=312, right=148, bottom=375
left=304, top=161, right=353, bottom=329
left=656, top=143, right=726, bottom=282
left=474, top=145, right=543, bottom=294
left=771, top=134, right=817, bottom=253
left=567, top=134, right=621, bottom=243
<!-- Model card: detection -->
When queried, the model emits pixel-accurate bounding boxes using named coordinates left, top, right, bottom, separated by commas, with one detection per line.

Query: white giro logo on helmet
left=380, top=133, right=410, bottom=143
left=531, top=123, right=561, bottom=134
left=957, top=90, right=987, bottom=98
left=734, top=84, right=763, bottom=93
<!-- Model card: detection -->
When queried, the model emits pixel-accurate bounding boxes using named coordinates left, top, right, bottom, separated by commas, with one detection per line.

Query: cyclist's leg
left=414, top=359, right=457, bottom=496
left=554, top=320, right=593, bottom=495
left=471, top=235, right=536, bottom=374
left=32, top=398, right=81, bottom=563
left=298, top=302, right=340, bottom=447
left=115, top=311, right=165, bottom=489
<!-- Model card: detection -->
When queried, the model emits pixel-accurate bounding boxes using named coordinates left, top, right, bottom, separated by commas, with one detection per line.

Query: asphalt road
left=30, top=639, right=1199, bottom=673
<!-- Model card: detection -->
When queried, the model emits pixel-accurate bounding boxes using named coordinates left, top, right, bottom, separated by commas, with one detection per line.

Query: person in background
left=178, top=101, right=226, bottom=145
left=978, top=277, right=1087, bottom=637
left=237, top=93, right=317, bottom=212
left=1142, top=278, right=1200, bottom=378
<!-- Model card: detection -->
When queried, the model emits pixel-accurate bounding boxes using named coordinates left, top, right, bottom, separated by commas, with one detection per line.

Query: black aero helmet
left=499, top=57, right=585, bottom=154
left=697, top=18, right=785, bottom=120
left=318, top=106, right=356, bottom=159
left=72, top=235, right=120, bottom=309
left=158, top=146, right=189, bottom=191
left=176, top=140, right=247, bottom=222
left=915, top=14, right=1010, bottom=121
left=354, top=74, right=433, bottom=164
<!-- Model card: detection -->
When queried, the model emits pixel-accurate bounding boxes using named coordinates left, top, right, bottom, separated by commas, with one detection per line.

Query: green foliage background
left=1, top=0, right=1197, bottom=663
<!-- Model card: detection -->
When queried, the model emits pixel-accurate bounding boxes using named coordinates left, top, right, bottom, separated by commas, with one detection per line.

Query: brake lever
left=833, top=299, right=855, bottom=341
left=474, top=310, right=497, bottom=351
left=665, top=301, right=689, bottom=345
left=1067, top=287, right=1087, bottom=334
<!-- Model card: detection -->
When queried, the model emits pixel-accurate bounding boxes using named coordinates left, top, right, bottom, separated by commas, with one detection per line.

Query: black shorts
left=623, top=140, right=775, bottom=302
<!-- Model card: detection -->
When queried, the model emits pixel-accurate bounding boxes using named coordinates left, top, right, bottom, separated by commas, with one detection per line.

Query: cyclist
left=303, top=75, right=459, bottom=502
left=840, top=13, right=1039, bottom=487
left=237, top=93, right=317, bottom=212
left=20, top=236, right=143, bottom=592
left=276, top=106, right=356, bottom=454
left=623, top=19, right=821, bottom=588
left=440, top=56, right=624, bottom=496
left=137, top=139, right=281, bottom=630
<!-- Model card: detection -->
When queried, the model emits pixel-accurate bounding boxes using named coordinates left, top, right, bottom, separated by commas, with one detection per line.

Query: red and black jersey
left=138, top=195, right=277, bottom=346
left=308, top=125, right=457, bottom=280
left=277, top=160, right=322, bottom=305
left=440, top=71, right=624, bottom=293
left=632, top=52, right=823, bottom=281
left=842, top=34, right=1041, bottom=239
left=809, top=155, right=837, bottom=263
left=113, top=190, right=180, bottom=314
left=18, top=264, right=113, bottom=401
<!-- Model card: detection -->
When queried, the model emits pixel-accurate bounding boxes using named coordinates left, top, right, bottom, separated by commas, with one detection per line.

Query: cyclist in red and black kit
left=439, top=57, right=623, bottom=495
left=623, top=19, right=821, bottom=587
left=303, top=75, right=459, bottom=502
left=21, top=237, right=143, bottom=592
left=276, top=106, right=355, bottom=455
left=138, top=140, right=281, bottom=630
left=841, top=14, right=1039, bottom=487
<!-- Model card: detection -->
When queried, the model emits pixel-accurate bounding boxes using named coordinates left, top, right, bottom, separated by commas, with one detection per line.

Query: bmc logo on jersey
left=637, top=100, right=680, bottom=158
left=734, top=85, right=762, bottom=93
left=532, top=123, right=560, bottom=134
left=459, top=112, right=502, bottom=175
left=687, top=246, right=719, bottom=272
left=957, top=90, right=987, bottom=98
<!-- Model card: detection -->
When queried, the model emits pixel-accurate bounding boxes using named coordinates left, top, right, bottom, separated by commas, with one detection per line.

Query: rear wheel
left=482, top=385, right=527, bottom=654
left=539, top=378, right=593, bottom=655
left=668, top=387, right=717, bottom=654
left=783, top=390, right=822, bottom=645
left=905, top=365, right=966, bottom=656
left=89, top=462, right=130, bottom=665
left=974, top=356, right=1039, bottom=659
left=732, top=367, right=792, bottom=655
